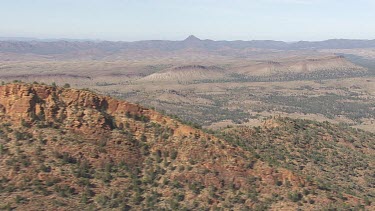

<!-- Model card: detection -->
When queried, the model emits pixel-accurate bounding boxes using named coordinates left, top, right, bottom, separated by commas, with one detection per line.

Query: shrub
left=96, top=194, right=110, bottom=206
left=288, top=191, right=303, bottom=202
left=21, top=119, right=31, bottom=128
left=54, top=185, right=75, bottom=197
left=40, top=164, right=52, bottom=173
left=15, top=195, right=25, bottom=204
left=132, top=193, right=144, bottom=205
left=170, top=150, right=178, bottom=160
left=0, top=144, right=4, bottom=155
left=14, top=131, right=32, bottom=141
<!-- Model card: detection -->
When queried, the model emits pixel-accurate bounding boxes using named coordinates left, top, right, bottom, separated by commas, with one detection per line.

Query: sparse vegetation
left=0, top=81, right=372, bottom=210
left=219, top=117, right=375, bottom=202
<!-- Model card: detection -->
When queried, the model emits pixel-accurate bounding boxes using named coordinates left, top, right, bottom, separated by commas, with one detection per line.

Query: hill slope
left=139, top=65, right=225, bottom=82
left=219, top=117, right=375, bottom=209
left=234, top=56, right=364, bottom=76
left=0, top=83, right=371, bottom=210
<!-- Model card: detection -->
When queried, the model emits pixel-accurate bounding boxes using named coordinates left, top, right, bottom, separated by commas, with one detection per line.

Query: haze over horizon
left=1, top=34, right=375, bottom=43
left=1, top=0, right=375, bottom=42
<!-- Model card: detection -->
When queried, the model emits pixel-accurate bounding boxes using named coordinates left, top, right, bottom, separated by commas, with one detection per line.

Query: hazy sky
left=1, top=0, right=375, bottom=41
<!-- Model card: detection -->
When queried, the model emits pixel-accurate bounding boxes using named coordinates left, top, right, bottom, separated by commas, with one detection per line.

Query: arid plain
left=1, top=37, right=374, bottom=132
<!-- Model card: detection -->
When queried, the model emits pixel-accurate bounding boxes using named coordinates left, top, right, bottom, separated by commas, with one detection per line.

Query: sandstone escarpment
left=0, top=83, right=193, bottom=137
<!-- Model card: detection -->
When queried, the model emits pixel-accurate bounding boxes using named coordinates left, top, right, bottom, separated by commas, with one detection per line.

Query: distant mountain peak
left=184, top=35, right=201, bottom=42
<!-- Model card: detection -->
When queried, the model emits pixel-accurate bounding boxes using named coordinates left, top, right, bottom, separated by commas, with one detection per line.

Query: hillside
left=0, top=83, right=370, bottom=210
left=139, top=65, right=225, bottom=82
left=137, top=56, right=365, bottom=83
left=219, top=117, right=375, bottom=209
left=233, top=56, right=364, bottom=77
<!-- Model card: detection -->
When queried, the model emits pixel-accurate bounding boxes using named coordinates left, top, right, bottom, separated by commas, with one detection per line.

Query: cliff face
left=0, top=83, right=364, bottom=210
left=0, top=83, right=198, bottom=137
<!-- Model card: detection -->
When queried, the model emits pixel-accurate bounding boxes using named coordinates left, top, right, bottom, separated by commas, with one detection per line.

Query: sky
left=1, top=0, right=375, bottom=41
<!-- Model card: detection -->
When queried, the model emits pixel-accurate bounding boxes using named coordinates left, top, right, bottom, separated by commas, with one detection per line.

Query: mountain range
left=1, top=36, right=375, bottom=57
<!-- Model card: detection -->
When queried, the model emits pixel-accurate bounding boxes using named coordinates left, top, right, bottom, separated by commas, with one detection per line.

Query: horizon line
left=1, top=35, right=375, bottom=43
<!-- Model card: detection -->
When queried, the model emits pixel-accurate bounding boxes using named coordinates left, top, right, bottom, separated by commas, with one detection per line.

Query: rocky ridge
left=0, top=83, right=368, bottom=210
